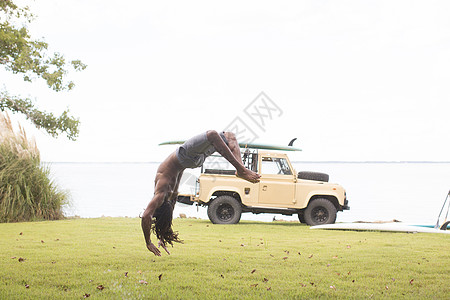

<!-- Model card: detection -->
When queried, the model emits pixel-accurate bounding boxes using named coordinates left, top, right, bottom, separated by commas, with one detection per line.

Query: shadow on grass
left=182, top=218, right=308, bottom=227
left=240, top=221, right=308, bottom=227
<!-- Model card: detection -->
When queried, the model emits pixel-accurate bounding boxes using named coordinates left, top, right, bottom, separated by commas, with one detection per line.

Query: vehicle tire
left=298, top=211, right=306, bottom=223
left=207, top=195, right=242, bottom=224
left=298, top=171, right=329, bottom=182
left=303, top=198, right=337, bottom=226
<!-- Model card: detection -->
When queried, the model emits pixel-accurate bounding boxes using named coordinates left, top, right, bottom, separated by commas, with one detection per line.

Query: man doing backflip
left=141, top=130, right=261, bottom=256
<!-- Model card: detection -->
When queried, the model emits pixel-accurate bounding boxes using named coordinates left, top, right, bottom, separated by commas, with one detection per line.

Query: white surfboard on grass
left=310, top=223, right=450, bottom=234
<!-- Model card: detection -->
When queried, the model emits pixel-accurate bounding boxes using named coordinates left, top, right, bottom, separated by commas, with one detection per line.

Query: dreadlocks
left=151, top=200, right=183, bottom=247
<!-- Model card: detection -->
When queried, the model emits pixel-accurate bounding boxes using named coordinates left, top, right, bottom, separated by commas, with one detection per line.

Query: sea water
left=49, top=162, right=450, bottom=225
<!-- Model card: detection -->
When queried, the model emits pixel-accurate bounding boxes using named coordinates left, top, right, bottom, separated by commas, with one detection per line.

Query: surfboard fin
left=288, top=138, right=297, bottom=146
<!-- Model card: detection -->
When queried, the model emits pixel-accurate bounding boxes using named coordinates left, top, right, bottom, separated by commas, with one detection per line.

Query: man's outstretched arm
left=141, top=190, right=169, bottom=256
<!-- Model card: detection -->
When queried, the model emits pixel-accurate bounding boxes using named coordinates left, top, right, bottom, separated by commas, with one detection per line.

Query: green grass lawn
left=0, top=218, right=449, bottom=299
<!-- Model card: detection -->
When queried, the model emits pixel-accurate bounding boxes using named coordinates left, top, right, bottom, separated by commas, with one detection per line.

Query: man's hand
left=147, top=240, right=171, bottom=256
left=158, top=240, right=171, bottom=255
left=147, top=242, right=162, bottom=256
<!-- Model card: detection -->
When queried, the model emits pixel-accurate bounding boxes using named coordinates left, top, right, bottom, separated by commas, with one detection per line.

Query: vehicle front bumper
left=342, top=199, right=350, bottom=210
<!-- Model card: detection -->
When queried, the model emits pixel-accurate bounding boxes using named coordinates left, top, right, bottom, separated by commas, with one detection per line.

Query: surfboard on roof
left=159, top=141, right=302, bottom=152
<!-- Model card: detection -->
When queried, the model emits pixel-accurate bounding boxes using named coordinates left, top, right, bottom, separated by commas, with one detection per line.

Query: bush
left=0, top=113, right=68, bottom=222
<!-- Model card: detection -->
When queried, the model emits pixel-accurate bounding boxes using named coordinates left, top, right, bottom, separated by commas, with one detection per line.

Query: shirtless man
left=141, top=130, right=261, bottom=256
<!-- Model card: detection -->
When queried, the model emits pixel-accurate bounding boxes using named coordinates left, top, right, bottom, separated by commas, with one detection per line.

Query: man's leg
left=223, top=132, right=244, bottom=165
left=206, top=130, right=260, bottom=183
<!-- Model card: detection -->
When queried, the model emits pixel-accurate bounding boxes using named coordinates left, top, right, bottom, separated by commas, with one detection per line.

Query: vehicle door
left=258, top=156, right=296, bottom=206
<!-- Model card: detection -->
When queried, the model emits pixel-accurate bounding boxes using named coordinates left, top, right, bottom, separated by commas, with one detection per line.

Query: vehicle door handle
left=262, top=185, right=267, bottom=191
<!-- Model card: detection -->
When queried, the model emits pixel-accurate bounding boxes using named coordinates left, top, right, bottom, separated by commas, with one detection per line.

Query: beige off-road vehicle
left=177, top=149, right=349, bottom=225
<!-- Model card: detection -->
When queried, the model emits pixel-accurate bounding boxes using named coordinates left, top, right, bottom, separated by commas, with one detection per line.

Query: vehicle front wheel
left=298, top=211, right=306, bottom=223
left=207, top=195, right=242, bottom=224
left=303, top=198, right=337, bottom=226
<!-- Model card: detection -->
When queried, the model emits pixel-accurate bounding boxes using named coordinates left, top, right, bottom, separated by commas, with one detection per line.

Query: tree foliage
left=0, top=0, right=86, bottom=140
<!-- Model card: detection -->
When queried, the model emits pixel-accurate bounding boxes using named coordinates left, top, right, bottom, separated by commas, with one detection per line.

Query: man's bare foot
left=236, top=168, right=261, bottom=183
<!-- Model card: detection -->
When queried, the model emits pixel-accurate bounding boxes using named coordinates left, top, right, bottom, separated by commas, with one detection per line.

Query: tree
left=0, top=0, right=86, bottom=140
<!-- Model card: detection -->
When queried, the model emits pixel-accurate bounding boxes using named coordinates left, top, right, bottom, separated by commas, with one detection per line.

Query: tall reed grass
left=0, top=113, right=67, bottom=222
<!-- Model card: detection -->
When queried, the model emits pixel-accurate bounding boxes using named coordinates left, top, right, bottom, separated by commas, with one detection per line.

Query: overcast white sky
left=2, top=0, right=450, bottom=162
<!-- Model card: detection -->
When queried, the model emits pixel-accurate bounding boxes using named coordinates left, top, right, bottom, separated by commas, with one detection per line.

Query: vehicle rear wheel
left=304, top=198, right=337, bottom=226
left=207, top=195, right=242, bottom=224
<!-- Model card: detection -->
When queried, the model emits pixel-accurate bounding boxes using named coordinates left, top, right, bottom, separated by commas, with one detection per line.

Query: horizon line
left=43, top=160, right=450, bottom=164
